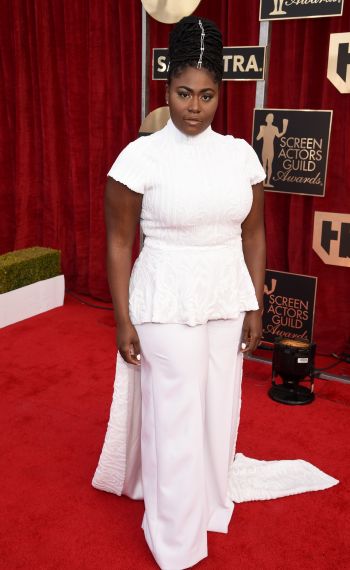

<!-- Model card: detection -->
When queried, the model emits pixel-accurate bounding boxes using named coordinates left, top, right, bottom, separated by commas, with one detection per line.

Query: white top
left=108, top=119, right=266, bottom=326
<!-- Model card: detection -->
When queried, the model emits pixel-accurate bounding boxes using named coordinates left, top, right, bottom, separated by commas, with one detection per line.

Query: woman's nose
left=188, top=96, right=200, bottom=113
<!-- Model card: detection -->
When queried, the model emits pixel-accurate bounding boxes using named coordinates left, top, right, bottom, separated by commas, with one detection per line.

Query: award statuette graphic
left=252, top=109, right=332, bottom=197
left=269, top=0, right=286, bottom=16
left=256, top=113, right=288, bottom=188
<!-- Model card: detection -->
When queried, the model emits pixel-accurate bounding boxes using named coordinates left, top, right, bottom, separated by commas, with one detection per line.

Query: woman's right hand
left=117, top=322, right=141, bottom=366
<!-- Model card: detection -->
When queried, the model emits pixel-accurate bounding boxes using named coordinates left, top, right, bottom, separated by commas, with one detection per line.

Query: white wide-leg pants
left=135, top=314, right=245, bottom=570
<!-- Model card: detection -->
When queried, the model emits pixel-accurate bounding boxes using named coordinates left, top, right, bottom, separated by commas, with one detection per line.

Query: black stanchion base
left=268, top=384, right=315, bottom=405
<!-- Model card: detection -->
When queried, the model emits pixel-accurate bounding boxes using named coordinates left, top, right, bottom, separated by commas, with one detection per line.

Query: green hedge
left=0, top=247, right=61, bottom=294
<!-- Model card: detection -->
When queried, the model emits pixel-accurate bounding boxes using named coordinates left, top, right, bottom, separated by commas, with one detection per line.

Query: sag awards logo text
left=262, top=271, right=317, bottom=343
left=253, top=109, right=332, bottom=197
left=264, top=279, right=310, bottom=339
left=260, top=0, right=344, bottom=21
left=256, top=113, right=323, bottom=188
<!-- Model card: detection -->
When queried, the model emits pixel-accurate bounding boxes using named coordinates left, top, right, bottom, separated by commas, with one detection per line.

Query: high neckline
left=165, top=118, right=213, bottom=145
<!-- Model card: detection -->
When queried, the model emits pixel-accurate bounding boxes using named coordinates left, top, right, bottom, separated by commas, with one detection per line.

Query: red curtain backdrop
left=0, top=0, right=141, bottom=298
left=0, top=0, right=349, bottom=351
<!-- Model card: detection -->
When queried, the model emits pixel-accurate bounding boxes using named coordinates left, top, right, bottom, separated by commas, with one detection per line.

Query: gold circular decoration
left=139, top=106, right=170, bottom=136
left=141, top=0, right=202, bottom=24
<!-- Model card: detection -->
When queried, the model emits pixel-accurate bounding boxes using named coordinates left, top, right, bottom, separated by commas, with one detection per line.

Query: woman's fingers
left=119, top=346, right=134, bottom=365
left=131, top=339, right=142, bottom=365
left=241, top=323, right=249, bottom=351
left=241, top=335, right=261, bottom=354
left=117, top=324, right=142, bottom=366
left=119, top=344, right=141, bottom=366
left=249, top=334, right=261, bottom=353
left=241, top=311, right=262, bottom=354
left=241, top=325, right=254, bottom=353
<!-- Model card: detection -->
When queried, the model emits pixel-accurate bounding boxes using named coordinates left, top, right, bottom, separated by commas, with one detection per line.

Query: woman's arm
left=241, top=181, right=266, bottom=354
left=105, top=176, right=143, bottom=365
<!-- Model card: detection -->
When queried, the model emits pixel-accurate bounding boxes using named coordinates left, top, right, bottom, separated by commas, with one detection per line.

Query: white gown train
left=92, top=317, right=339, bottom=569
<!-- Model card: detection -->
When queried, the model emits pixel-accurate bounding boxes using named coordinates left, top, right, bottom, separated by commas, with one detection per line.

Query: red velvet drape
left=0, top=0, right=349, bottom=351
left=0, top=0, right=141, bottom=298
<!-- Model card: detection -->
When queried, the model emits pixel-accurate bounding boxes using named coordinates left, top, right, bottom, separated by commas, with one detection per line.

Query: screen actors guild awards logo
left=253, top=109, right=332, bottom=197
left=262, top=270, right=317, bottom=343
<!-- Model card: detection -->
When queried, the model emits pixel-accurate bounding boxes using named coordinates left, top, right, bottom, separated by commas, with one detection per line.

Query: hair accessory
left=197, top=19, right=205, bottom=69
left=167, top=16, right=223, bottom=83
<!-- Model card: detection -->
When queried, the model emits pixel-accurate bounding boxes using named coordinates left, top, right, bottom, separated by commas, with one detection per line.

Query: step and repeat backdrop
left=140, top=0, right=349, bottom=348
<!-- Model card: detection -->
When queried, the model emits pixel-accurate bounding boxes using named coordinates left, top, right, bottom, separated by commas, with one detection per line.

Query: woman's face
left=166, top=66, right=220, bottom=136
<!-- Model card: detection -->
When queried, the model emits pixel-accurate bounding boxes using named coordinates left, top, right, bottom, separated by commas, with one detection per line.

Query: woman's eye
left=201, top=94, right=212, bottom=102
left=178, top=91, right=190, bottom=98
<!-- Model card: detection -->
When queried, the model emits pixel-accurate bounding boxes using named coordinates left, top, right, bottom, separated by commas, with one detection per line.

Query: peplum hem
left=128, top=242, right=259, bottom=327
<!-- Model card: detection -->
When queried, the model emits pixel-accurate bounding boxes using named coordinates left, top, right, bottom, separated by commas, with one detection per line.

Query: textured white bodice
left=108, top=119, right=266, bottom=325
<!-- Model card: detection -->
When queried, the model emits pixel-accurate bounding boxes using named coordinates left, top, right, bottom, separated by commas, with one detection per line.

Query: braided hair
left=167, top=16, right=223, bottom=83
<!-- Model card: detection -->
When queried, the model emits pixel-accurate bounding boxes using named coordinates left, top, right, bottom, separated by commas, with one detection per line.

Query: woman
left=93, top=16, right=338, bottom=569
left=97, top=16, right=263, bottom=569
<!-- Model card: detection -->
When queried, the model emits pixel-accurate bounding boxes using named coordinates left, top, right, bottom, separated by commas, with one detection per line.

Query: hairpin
left=197, top=19, right=205, bottom=69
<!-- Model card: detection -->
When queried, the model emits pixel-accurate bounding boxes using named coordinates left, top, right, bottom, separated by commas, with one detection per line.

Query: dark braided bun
left=167, top=16, right=223, bottom=83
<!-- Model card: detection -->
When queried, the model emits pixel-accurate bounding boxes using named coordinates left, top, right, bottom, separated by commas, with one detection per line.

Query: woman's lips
left=184, top=118, right=201, bottom=126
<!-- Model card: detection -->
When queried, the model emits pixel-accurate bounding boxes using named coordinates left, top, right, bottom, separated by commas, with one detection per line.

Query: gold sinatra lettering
left=157, top=56, right=167, bottom=73
left=233, top=55, right=244, bottom=72
left=245, top=55, right=259, bottom=72
left=223, top=54, right=259, bottom=73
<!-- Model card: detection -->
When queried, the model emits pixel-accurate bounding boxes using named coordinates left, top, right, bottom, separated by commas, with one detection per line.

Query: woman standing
left=95, top=16, right=266, bottom=569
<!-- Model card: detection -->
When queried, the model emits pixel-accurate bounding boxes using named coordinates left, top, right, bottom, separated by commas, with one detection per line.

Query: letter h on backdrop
left=313, top=212, right=350, bottom=268
left=327, top=32, right=350, bottom=94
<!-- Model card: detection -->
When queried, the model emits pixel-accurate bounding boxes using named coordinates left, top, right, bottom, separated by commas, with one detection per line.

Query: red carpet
left=1, top=295, right=349, bottom=569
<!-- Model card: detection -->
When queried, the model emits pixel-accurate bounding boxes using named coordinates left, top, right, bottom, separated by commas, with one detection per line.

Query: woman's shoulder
left=112, top=131, right=163, bottom=169
left=124, top=130, right=161, bottom=149
left=212, top=131, right=254, bottom=154
left=121, top=128, right=165, bottom=156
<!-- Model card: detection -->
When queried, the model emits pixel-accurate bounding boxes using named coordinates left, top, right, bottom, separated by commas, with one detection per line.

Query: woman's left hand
left=241, top=310, right=262, bottom=354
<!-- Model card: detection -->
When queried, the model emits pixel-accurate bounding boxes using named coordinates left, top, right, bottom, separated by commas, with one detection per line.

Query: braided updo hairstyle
left=167, top=16, right=223, bottom=83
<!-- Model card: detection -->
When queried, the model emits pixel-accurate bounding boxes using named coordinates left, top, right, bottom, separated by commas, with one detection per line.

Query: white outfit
left=92, top=120, right=338, bottom=569
left=136, top=316, right=244, bottom=569
left=108, top=118, right=265, bottom=326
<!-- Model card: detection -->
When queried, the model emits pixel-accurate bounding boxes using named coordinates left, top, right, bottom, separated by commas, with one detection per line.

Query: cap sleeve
left=242, top=140, right=266, bottom=186
left=107, top=139, right=147, bottom=195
